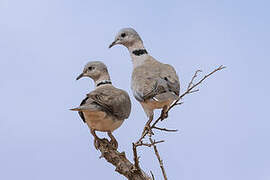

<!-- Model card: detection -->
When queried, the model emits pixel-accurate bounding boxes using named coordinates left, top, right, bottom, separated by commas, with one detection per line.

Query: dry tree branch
left=96, top=138, right=152, bottom=180
left=90, top=65, right=225, bottom=180
left=152, top=126, right=178, bottom=132
left=132, top=139, right=165, bottom=171
left=132, top=143, right=140, bottom=170
left=136, top=140, right=165, bottom=147
left=187, top=70, right=202, bottom=89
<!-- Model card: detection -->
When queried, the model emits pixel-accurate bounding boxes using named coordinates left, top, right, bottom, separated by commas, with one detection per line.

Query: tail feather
left=153, top=92, right=178, bottom=102
left=70, top=107, right=81, bottom=111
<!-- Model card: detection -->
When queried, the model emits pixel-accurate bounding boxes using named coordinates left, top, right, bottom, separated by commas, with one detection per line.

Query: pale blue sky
left=1, top=0, right=270, bottom=179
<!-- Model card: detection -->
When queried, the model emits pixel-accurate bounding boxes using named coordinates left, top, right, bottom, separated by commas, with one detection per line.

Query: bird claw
left=107, top=132, right=118, bottom=150
left=93, top=138, right=101, bottom=150
left=141, top=124, right=154, bottom=136
left=161, top=109, right=168, bottom=121
left=110, top=138, right=118, bottom=150
left=91, top=129, right=102, bottom=150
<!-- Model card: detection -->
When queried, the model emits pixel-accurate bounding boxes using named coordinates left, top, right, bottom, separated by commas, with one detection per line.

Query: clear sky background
left=1, top=0, right=269, bottom=179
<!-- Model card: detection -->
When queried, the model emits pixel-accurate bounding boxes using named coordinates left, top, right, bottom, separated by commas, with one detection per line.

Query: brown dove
left=109, top=28, right=180, bottom=134
left=70, top=61, right=131, bottom=149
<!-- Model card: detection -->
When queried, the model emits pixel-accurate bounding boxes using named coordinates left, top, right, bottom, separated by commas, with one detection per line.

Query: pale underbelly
left=141, top=98, right=174, bottom=111
left=83, top=111, right=124, bottom=132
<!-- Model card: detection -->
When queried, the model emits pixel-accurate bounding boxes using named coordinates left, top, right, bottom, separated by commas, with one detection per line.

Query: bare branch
left=152, top=126, right=178, bottom=132
left=187, top=69, right=202, bottom=89
left=167, top=65, right=226, bottom=112
left=96, top=138, right=152, bottom=180
left=135, top=140, right=165, bottom=147
left=133, top=143, right=140, bottom=170
left=188, top=89, right=199, bottom=94
left=175, top=102, right=184, bottom=106
left=134, top=118, right=161, bottom=145
left=149, top=137, right=168, bottom=180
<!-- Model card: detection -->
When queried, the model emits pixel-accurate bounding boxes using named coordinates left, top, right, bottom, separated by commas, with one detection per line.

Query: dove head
left=76, top=61, right=110, bottom=83
left=109, top=28, right=143, bottom=49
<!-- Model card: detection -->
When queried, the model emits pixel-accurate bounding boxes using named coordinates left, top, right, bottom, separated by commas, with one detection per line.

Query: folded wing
left=132, top=60, right=180, bottom=102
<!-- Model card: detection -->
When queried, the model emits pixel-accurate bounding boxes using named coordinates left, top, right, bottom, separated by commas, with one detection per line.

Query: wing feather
left=132, top=60, right=180, bottom=102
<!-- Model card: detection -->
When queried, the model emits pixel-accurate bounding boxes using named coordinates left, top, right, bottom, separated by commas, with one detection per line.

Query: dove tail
left=69, top=107, right=80, bottom=111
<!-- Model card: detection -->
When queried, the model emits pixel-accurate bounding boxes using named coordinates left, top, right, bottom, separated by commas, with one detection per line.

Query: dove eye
left=88, top=66, right=95, bottom=71
left=121, top=33, right=126, bottom=38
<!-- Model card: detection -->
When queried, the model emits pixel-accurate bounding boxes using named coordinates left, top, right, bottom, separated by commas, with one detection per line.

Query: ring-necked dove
left=109, top=28, right=180, bottom=134
left=70, top=61, right=131, bottom=149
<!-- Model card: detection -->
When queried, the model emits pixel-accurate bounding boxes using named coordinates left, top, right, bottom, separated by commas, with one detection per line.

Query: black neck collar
left=132, top=49, right=148, bottom=56
left=96, top=80, right=112, bottom=87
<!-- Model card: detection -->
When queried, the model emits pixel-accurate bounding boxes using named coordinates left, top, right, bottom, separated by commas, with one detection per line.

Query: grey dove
left=109, top=28, right=180, bottom=134
left=70, top=61, right=131, bottom=149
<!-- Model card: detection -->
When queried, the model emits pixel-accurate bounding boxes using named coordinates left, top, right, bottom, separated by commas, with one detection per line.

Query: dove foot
left=108, top=131, right=118, bottom=150
left=141, top=115, right=154, bottom=136
left=161, top=106, right=168, bottom=120
left=142, top=124, right=154, bottom=136
left=93, top=138, right=101, bottom=150
left=90, top=128, right=101, bottom=150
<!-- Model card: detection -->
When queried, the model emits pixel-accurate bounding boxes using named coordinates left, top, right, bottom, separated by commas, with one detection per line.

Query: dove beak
left=76, top=73, right=84, bottom=80
left=109, top=39, right=120, bottom=48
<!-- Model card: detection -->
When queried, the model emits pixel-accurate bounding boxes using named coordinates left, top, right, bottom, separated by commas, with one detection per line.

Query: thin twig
left=152, top=126, right=178, bottom=132
left=149, top=137, right=168, bottom=180
left=133, top=143, right=140, bottom=170
left=135, top=140, right=165, bottom=147
left=133, top=139, right=165, bottom=175
left=187, top=69, right=202, bottom=89
left=135, top=117, right=161, bottom=144
left=188, top=89, right=199, bottom=94
left=175, top=102, right=184, bottom=106
left=167, top=65, right=226, bottom=112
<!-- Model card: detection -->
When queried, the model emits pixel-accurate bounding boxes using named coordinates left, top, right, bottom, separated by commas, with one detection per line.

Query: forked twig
left=167, top=65, right=226, bottom=112
left=136, top=140, right=165, bottom=147
left=133, top=143, right=140, bottom=170
left=152, top=126, right=178, bottom=132
left=149, top=137, right=168, bottom=180
left=187, top=69, right=202, bottom=89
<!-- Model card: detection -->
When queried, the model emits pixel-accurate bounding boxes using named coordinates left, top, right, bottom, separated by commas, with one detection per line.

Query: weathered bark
left=97, top=138, right=152, bottom=180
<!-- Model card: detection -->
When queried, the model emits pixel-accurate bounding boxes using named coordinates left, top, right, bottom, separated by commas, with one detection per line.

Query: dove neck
left=95, top=74, right=111, bottom=88
left=128, top=41, right=149, bottom=68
